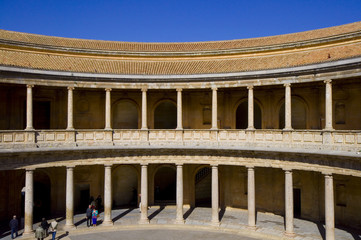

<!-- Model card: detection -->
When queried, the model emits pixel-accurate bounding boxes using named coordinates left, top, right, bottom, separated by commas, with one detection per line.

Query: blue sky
left=0, top=0, right=361, bottom=42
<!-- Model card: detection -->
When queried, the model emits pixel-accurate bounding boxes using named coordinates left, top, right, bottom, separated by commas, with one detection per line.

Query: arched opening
left=34, top=171, right=51, bottom=222
left=279, top=97, right=307, bottom=129
left=154, top=166, right=176, bottom=204
left=194, top=167, right=211, bottom=207
left=112, top=165, right=138, bottom=208
left=113, top=100, right=139, bottom=129
left=154, top=101, right=177, bottom=129
left=236, top=101, right=262, bottom=129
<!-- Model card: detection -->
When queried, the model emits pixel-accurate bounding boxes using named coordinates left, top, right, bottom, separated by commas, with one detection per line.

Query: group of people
left=8, top=216, right=57, bottom=240
left=85, top=195, right=102, bottom=227
left=35, top=218, right=58, bottom=240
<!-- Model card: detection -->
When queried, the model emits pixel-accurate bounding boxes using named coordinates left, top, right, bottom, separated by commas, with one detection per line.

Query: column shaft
left=176, top=89, right=183, bottom=130
left=141, top=88, right=148, bottom=130
left=247, top=86, right=255, bottom=130
left=140, top=164, right=149, bottom=223
left=285, top=170, right=294, bottom=236
left=176, top=164, right=184, bottom=223
left=24, top=169, right=34, bottom=235
left=284, top=83, right=293, bottom=130
left=103, top=165, right=113, bottom=225
left=324, top=80, right=334, bottom=130
left=247, top=167, right=256, bottom=229
left=105, top=88, right=112, bottom=130
left=65, top=167, right=75, bottom=229
left=67, top=87, right=74, bottom=130
left=26, top=85, right=34, bottom=130
left=325, top=174, right=335, bottom=240
left=211, top=87, right=218, bottom=130
left=211, top=165, right=219, bottom=224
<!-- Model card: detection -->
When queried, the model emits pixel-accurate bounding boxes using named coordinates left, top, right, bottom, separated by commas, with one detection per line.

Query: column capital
left=67, top=86, right=74, bottom=91
left=284, top=83, right=291, bottom=87
left=105, top=88, right=112, bottom=92
left=66, top=165, right=76, bottom=170
left=176, top=163, right=183, bottom=167
left=211, top=87, right=218, bottom=91
left=246, top=165, right=255, bottom=169
left=104, top=164, right=113, bottom=168
left=211, top=164, right=218, bottom=168
left=283, top=168, right=293, bottom=172
left=324, top=79, right=332, bottom=84
left=323, top=172, right=333, bottom=178
left=141, top=163, right=148, bottom=166
left=176, top=88, right=183, bottom=92
left=26, top=84, right=34, bottom=88
left=141, top=87, right=148, bottom=92
left=247, top=85, right=254, bottom=90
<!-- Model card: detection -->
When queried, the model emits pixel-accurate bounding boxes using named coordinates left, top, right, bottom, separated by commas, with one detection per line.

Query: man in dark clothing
left=41, top=218, right=49, bottom=237
left=9, top=215, right=18, bottom=239
left=86, top=205, right=93, bottom=227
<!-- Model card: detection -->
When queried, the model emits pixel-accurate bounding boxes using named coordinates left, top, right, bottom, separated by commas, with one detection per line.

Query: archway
left=154, top=101, right=177, bottom=129
left=154, top=166, right=176, bottom=204
left=279, top=97, right=307, bottom=129
left=34, top=171, right=51, bottom=221
left=113, top=100, right=139, bottom=129
left=236, top=101, right=262, bottom=129
left=112, top=165, right=138, bottom=208
left=194, top=167, right=211, bottom=207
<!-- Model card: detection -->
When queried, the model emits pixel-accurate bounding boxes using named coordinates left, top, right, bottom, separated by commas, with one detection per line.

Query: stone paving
left=1, top=207, right=361, bottom=240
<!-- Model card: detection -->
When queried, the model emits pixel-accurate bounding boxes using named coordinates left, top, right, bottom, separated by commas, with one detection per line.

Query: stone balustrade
left=0, top=129, right=360, bottom=152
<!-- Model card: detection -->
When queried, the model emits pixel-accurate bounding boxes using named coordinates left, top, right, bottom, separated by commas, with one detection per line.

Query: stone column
left=67, top=87, right=74, bottom=130
left=247, top=85, right=255, bottom=130
left=103, top=164, right=113, bottom=225
left=139, top=164, right=149, bottom=224
left=284, top=170, right=295, bottom=236
left=175, top=164, right=184, bottom=223
left=176, top=88, right=183, bottom=130
left=211, top=165, right=219, bottom=225
left=65, top=166, right=75, bottom=229
left=324, top=80, right=334, bottom=131
left=141, top=88, right=148, bottom=130
left=105, top=88, right=112, bottom=130
left=247, top=166, right=256, bottom=229
left=23, top=169, right=34, bottom=235
left=284, top=83, right=293, bottom=130
left=211, top=87, right=218, bottom=130
left=325, top=174, right=335, bottom=240
left=25, top=85, right=34, bottom=130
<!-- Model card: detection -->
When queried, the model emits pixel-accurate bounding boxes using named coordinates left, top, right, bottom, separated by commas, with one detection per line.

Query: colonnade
left=22, top=164, right=336, bottom=240
left=23, top=80, right=334, bottom=131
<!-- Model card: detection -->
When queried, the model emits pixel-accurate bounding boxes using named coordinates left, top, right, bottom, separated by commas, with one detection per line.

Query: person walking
left=40, top=218, right=49, bottom=237
left=9, top=215, right=18, bottom=239
left=35, top=224, right=46, bottom=240
left=49, top=220, right=58, bottom=240
left=86, top=205, right=93, bottom=227
left=92, top=208, right=98, bottom=227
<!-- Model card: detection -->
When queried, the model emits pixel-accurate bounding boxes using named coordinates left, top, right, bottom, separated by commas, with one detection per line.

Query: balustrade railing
left=0, top=129, right=360, bottom=152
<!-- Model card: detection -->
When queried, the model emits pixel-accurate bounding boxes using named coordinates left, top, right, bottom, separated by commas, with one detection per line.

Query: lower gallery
left=1, top=22, right=361, bottom=240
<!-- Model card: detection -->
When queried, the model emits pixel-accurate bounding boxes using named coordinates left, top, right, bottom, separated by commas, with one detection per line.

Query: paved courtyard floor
left=1, top=207, right=360, bottom=240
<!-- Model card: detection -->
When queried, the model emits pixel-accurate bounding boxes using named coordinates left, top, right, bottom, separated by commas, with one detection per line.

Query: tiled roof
left=1, top=22, right=361, bottom=52
left=0, top=22, right=361, bottom=75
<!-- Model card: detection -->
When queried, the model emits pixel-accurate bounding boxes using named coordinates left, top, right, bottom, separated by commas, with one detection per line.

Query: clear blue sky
left=0, top=0, right=361, bottom=42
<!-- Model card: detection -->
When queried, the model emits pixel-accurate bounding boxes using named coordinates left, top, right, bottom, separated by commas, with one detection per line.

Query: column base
left=283, top=128, right=293, bottom=131
left=175, top=218, right=185, bottom=224
left=247, top=225, right=257, bottom=230
left=63, top=224, right=76, bottom=230
left=246, top=127, right=255, bottom=131
left=25, top=127, right=34, bottom=131
left=102, top=220, right=114, bottom=226
left=139, top=218, right=150, bottom=224
left=210, top=220, right=220, bottom=226
left=22, top=230, right=34, bottom=238
left=104, top=128, right=113, bottom=131
left=323, top=128, right=335, bottom=131
left=284, top=231, right=296, bottom=238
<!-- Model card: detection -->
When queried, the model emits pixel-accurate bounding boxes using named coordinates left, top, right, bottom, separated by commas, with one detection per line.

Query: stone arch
left=278, top=96, right=308, bottom=129
left=153, top=100, right=177, bottom=129
left=153, top=165, right=176, bottom=204
left=112, top=99, right=140, bottom=129
left=112, top=165, right=139, bottom=208
left=235, top=98, right=263, bottom=129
